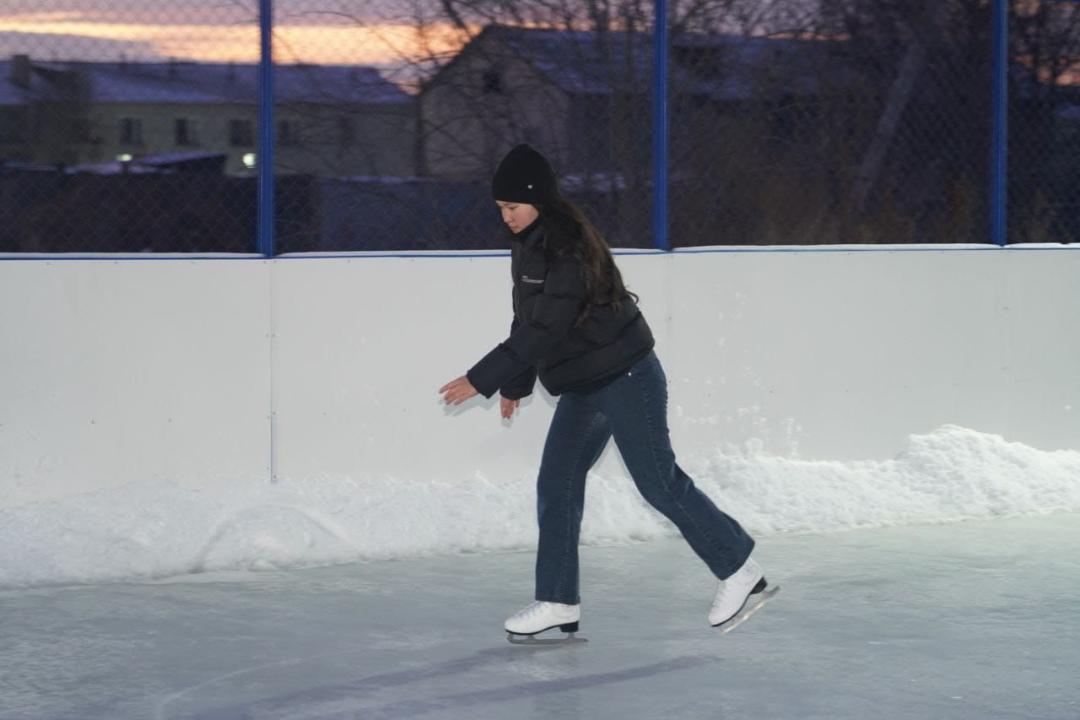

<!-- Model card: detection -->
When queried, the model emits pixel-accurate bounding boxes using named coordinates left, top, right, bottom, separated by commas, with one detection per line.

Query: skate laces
left=514, top=601, right=571, bottom=621
left=515, top=601, right=545, bottom=620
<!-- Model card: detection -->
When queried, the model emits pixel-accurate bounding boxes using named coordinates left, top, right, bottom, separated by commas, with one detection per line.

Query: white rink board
left=269, top=254, right=671, bottom=488
left=2, top=247, right=1079, bottom=509
left=661, top=248, right=1080, bottom=459
left=0, top=259, right=272, bottom=507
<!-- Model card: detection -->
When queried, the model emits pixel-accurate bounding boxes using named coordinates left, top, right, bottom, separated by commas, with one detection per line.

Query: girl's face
left=496, top=201, right=539, bottom=234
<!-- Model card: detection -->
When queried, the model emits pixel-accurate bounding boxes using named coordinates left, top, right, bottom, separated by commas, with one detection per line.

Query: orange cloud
left=0, top=13, right=468, bottom=67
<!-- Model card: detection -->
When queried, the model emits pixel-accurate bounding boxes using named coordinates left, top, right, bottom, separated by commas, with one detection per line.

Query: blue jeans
left=534, top=350, right=755, bottom=605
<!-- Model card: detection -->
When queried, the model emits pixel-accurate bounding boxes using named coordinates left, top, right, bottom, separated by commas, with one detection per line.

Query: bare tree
left=272, top=0, right=1078, bottom=247
left=821, top=0, right=1079, bottom=242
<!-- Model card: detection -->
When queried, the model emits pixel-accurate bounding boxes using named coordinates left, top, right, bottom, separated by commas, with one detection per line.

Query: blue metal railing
left=236, top=0, right=1016, bottom=254
left=990, top=0, right=1009, bottom=248
left=257, top=0, right=276, bottom=258
left=652, top=0, right=670, bottom=252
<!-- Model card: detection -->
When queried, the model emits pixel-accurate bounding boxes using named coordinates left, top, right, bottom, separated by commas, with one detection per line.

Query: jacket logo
left=521, top=275, right=544, bottom=284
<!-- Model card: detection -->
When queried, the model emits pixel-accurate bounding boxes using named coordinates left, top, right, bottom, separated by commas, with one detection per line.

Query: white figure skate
left=709, top=556, right=780, bottom=633
left=505, top=601, right=587, bottom=645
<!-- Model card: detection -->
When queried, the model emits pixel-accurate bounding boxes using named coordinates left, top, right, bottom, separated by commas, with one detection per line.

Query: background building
left=0, top=56, right=415, bottom=177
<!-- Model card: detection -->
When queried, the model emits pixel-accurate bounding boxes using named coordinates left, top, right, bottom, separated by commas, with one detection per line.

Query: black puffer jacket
left=467, top=220, right=654, bottom=399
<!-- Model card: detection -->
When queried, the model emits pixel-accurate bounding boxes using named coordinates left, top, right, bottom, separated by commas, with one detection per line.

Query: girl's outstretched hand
left=439, top=375, right=479, bottom=406
left=500, top=397, right=520, bottom=419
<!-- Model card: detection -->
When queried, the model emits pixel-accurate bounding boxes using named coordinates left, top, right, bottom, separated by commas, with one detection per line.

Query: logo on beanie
left=492, top=144, right=558, bottom=204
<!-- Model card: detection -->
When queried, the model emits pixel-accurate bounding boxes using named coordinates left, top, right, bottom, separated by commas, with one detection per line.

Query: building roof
left=427, top=24, right=836, bottom=100
left=1, top=150, right=230, bottom=174
left=66, top=150, right=229, bottom=175
left=671, top=32, right=838, bottom=99
left=0, top=62, right=69, bottom=105
left=488, top=25, right=695, bottom=95
left=1, top=58, right=410, bottom=107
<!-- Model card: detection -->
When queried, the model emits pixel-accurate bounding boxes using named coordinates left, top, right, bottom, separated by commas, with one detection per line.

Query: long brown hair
left=538, top=197, right=638, bottom=323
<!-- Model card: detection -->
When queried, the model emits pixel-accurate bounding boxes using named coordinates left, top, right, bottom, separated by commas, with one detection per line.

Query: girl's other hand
left=500, top=397, right=520, bottom=419
left=439, top=375, right=479, bottom=406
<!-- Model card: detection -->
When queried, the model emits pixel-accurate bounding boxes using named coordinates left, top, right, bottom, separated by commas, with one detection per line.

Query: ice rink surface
left=2, top=512, right=1076, bottom=720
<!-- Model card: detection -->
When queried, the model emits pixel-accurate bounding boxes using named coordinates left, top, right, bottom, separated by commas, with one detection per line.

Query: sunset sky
left=4, top=2, right=1078, bottom=86
left=0, top=1, right=465, bottom=72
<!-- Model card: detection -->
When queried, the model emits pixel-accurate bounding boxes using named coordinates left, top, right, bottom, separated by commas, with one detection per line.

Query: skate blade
left=716, top=585, right=781, bottom=634
left=507, top=632, right=588, bottom=646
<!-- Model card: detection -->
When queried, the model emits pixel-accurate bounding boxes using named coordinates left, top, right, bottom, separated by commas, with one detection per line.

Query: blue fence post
left=990, top=0, right=1008, bottom=246
left=257, top=0, right=275, bottom=256
left=652, top=0, right=670, bottom=251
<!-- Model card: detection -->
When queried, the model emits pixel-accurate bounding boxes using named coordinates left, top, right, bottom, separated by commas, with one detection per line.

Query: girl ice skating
left=438, top=143, right=776, bottom=643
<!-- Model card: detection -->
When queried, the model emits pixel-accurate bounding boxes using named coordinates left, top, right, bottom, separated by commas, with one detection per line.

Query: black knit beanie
left=491, top=143, right=559, bottom=204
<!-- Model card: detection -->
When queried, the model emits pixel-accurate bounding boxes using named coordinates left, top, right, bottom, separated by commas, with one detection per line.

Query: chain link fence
left=669, top=0, right=1078, bottom=246
left=1, top=1, right=1077, bottom=252
left=1008, top=0, right=1080, bottom=242
left=271, top=1, right=658, bottom=251
left=0, top=0, right=264, bottom=252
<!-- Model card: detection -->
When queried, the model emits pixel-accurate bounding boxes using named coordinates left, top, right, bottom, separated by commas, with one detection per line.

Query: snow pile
left=2, top=425, right=1078, bottom=589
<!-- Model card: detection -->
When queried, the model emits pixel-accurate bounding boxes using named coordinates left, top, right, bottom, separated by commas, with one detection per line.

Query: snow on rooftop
left=0, top=59, right=410, bottom=106
left=472, top=25, right=829, bottom=99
